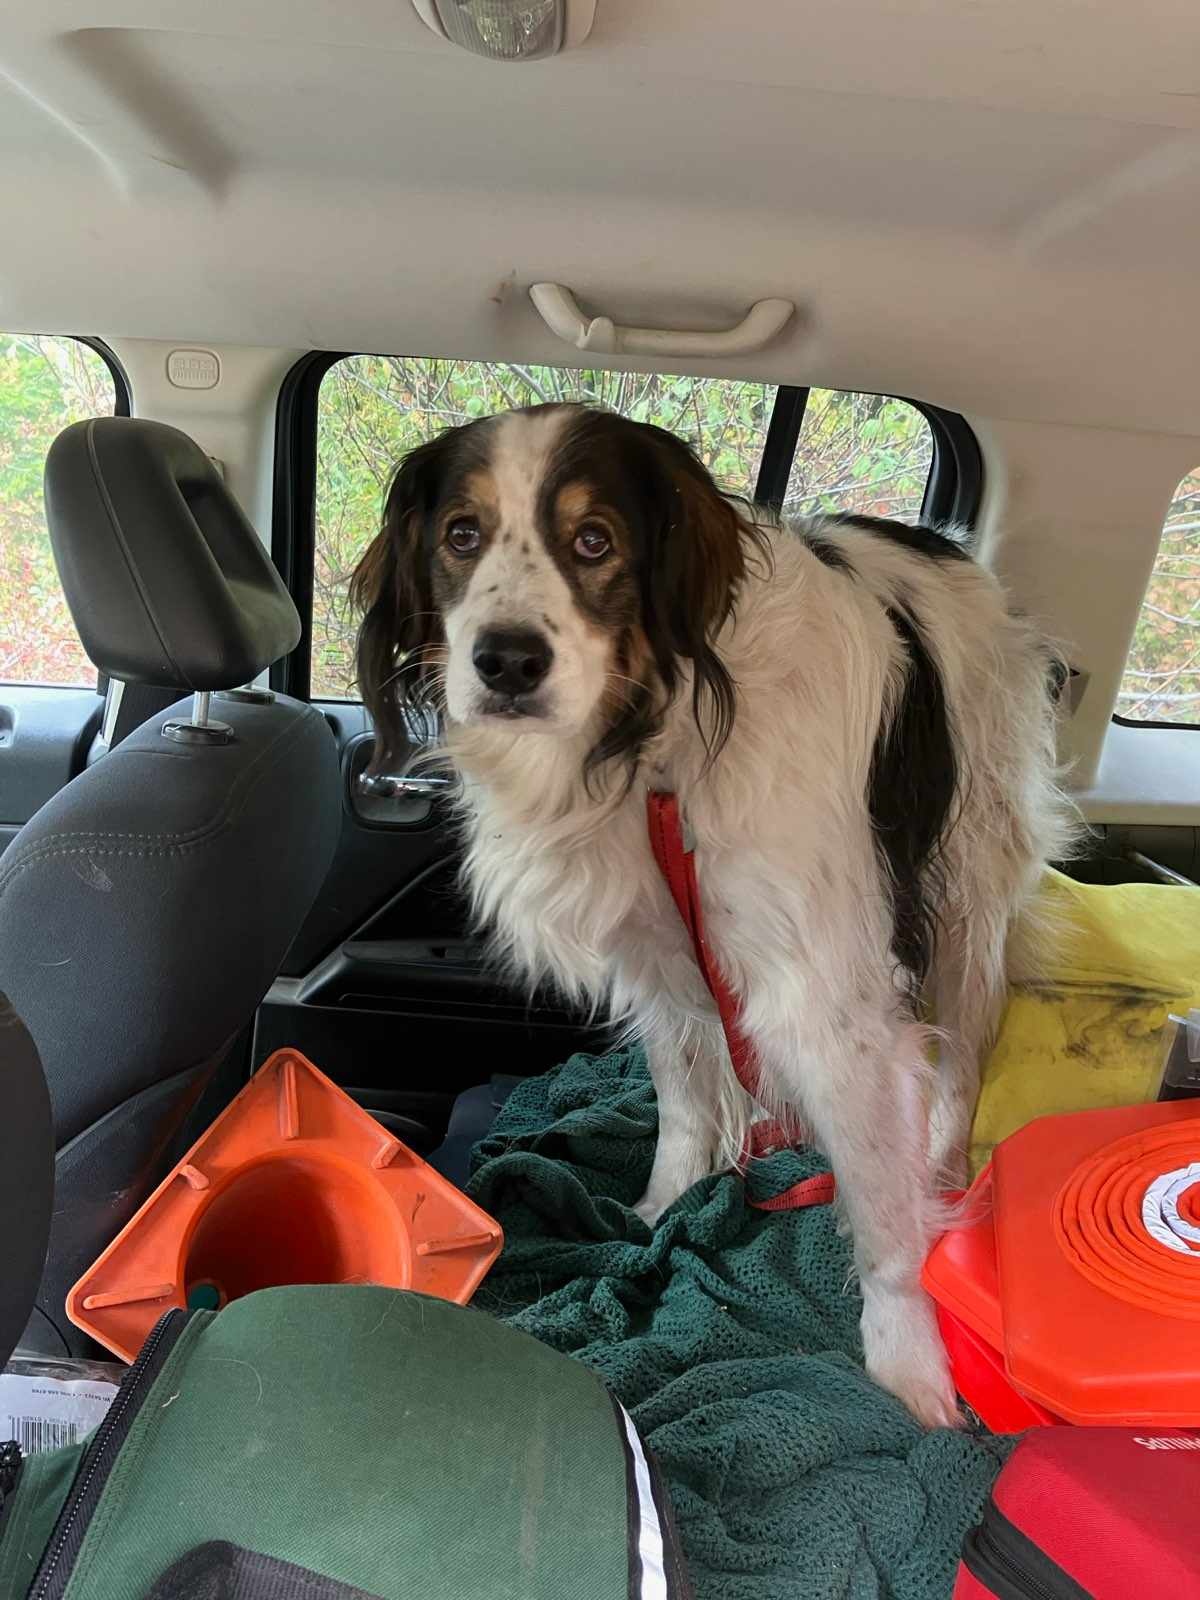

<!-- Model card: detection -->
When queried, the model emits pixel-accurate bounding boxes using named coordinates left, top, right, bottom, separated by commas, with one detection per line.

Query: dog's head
left=352, top=403, right=763, bottom=777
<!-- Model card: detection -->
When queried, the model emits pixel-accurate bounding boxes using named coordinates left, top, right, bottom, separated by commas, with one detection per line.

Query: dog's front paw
left=633, top=1188, right=668, bottom=1227
left=862, top=1288, right=961, bottom=1429
left=872, top=1356, right=962, bottom=1431
left=634, top=1140, right=707, bottom=1226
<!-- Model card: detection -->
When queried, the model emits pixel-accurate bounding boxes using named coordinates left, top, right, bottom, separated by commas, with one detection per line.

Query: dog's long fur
left=353, top=403, right=1078, bottom=1426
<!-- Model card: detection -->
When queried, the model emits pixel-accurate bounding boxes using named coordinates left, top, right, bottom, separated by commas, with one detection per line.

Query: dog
left=352, top=402, right=1076, bottom=1427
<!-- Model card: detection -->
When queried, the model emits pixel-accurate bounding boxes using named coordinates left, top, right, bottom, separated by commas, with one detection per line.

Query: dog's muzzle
left=472, top=627, right=553, bottom=716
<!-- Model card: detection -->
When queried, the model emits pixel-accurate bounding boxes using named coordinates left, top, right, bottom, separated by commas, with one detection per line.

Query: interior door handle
left=355, top=772, right=455, bottom=800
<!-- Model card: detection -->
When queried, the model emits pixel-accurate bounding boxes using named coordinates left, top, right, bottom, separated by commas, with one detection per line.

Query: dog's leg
left=634, top=1018, right=729, bottom=1224
left=772, top=1015, right=960, bottom=1429
left=929, top=912, right=1010, bottom=1188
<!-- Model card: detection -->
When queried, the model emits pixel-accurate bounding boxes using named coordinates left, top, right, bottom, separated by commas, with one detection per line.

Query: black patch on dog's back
left=868, top=600, right=959, bottom=997
left=834, top=513, right=970, bottom=563
left=803, top=531, right=856, bottom=575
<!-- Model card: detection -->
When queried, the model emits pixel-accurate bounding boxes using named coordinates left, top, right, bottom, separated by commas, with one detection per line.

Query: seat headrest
left=44, top=417, right=301, bottom=690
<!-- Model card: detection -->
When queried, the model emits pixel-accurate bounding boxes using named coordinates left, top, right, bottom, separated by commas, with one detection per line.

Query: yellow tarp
left=970, top=869, right=1200, bottom=1175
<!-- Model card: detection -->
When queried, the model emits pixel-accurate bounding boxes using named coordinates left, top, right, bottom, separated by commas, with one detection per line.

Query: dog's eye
left=573, top=525, right=611, bottom=561
left=446, top=518, right=481, bottom=555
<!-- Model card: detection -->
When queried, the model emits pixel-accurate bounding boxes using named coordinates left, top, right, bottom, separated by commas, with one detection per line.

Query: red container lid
left=994, top=1100, right=1200, bottom=1426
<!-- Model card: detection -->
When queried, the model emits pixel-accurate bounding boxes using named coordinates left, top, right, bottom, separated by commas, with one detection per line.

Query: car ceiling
left=2, top=0, right=1200, bottom=432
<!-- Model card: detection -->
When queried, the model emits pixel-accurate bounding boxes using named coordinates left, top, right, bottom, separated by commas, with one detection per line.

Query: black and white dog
left=354, top=403, right=1075, bottom=1426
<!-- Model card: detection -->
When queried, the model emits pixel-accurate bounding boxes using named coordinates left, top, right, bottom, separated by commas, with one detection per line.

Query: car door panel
left=0, top=686, right=102, bottom=854
left=260, top=704, right=605, bottom=1147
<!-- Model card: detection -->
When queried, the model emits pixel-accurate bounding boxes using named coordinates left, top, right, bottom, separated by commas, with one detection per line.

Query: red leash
left=646, top=792, right=835, bottom=1211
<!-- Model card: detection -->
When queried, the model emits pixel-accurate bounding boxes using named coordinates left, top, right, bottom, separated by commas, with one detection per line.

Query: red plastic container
left=924, top=1169, right=1062, bottom=1429
left=923, top=1168, right=1003, bottom=1347
left=925, top=1100, right=1200, bottom=1429
left=934, top=1306, right=1062, bottom=1432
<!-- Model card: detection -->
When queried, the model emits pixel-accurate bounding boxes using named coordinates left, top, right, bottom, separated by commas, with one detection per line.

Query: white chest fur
left=456, top=770, right=709, bottom=1020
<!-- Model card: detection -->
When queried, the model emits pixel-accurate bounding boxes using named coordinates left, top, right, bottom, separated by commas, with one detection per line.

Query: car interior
left=0, top=0, right=1199, bottom=1584
left=3, top=0, right=1200, bottom=1337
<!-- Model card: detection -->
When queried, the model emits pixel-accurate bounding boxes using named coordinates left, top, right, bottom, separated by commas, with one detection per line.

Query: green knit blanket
left=468, top=1049, right=1009, bottom=1600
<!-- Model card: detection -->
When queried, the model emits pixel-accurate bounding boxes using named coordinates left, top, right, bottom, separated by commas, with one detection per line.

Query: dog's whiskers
left=603, top=670, right=647, bottom=709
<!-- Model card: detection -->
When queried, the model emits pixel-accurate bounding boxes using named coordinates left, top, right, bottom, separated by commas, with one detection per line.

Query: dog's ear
left=351, top=435, right=450, bottom=771
left=637, top=426, right=764, bottom=757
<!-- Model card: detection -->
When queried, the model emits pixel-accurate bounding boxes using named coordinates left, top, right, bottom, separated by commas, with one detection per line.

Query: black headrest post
left=162, top=689, right=234, bottom=748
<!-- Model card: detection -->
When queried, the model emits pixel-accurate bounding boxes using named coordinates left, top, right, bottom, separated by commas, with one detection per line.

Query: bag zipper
left=0, top=1439, right=22, bottom=1542
left=961, top=1505, right=1092, bottom=1600
left=26, top=1310, right=188, bottom=1600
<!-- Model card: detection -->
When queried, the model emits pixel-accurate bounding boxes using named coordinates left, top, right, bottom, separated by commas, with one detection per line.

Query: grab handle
left=529, top=283, right=794, bottom=358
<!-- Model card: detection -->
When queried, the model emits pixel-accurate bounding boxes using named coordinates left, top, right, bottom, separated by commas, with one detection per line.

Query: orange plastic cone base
left=68, top=1050, right=503, bottom=1362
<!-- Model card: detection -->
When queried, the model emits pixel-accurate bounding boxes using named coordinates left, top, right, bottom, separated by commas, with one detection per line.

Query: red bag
left=956, top=1427, right=1200, bottom=1597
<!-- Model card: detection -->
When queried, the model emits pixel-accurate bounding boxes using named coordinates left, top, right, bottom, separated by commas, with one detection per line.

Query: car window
left=783, top=390, right=933, bottom=523
left=0, top=335, right=121, bottom=687
left=1116, top=466, right=1200, bottom=726
left=312, top=357, right=938, bottom=700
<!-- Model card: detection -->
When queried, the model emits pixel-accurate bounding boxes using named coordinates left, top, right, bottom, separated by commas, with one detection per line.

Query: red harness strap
left=645, top=791, right=835, bottom=1211
left=646, top=791, right=759, bottom=1098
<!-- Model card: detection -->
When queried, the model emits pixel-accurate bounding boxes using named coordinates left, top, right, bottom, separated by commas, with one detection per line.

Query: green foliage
left=312, top=360, right=935, bottom=698
left=782, top=389, right=932, bottom=521
left=0, top=335, right=115, bottom=685
left=1118, top=469, right=1200, bottom=722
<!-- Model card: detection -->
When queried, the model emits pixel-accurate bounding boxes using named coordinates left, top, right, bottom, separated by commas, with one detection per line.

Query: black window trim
left=1112, top=712, right=1200, bottom=733
left=75, top=336, right=132, bottom=417
left=271, top=350, right=345, bottom=699
left=752, top=385, right=807, bottom=512
left=915, top=401, right=983, bottom=529
left=273, top=353, right=982, bottom=702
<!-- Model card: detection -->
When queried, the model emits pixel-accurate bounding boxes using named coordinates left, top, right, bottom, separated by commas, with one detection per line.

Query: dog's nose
left=472, top=628, right=554, bottom=697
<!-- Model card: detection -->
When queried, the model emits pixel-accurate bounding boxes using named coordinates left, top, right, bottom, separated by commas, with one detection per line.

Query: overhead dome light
left=411, top=0, right=596, bottom=61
